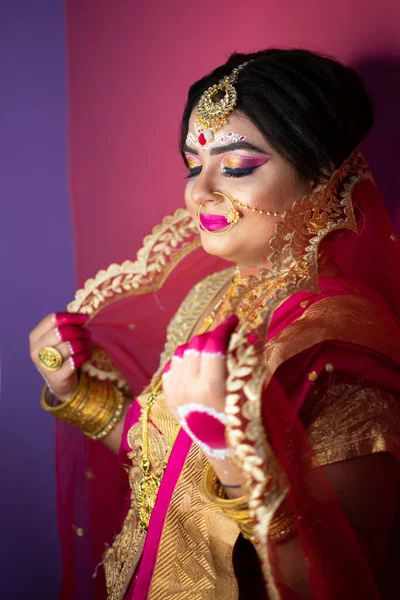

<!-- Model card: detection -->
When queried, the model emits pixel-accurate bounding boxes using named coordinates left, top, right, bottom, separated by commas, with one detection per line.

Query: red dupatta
left=56, top=149, right=400, bottom=598
left=224, top=149, right=400, bottom=598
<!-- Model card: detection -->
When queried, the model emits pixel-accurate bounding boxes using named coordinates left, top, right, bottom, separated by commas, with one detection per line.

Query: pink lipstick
left=199, top=214, right=230, bottom=231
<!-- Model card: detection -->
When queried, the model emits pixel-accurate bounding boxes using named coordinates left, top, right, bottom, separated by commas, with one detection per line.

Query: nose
left=189, top=172, right=224, bottom=208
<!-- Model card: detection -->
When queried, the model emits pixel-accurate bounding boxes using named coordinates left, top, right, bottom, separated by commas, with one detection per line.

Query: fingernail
left=225, top=314, right=238, bottom=326
left=248, top=332, right=259, bottom=345
left=76, top=313, right=89, bottom=322
left=51, top=313, right=57, bottom=324
left=162, top=360, right=171, bottom=376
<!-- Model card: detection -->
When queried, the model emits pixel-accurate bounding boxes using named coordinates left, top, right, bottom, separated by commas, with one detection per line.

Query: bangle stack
left=203, top=463, right=254, bottom=540
left=40, top=372, right=125, bottom=440
left=203, top=464, right=296, bottom=543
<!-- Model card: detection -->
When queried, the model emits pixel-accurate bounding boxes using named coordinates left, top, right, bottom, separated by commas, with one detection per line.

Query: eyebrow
left=182, top=141, right=269, bottom=156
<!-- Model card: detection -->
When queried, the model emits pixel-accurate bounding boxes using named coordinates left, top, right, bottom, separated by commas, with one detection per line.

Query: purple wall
left=0, top=1, right=75, bottom=596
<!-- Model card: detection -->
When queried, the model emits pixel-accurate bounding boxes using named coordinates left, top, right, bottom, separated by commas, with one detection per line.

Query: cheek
left=184, top=182, right=201, bottom=222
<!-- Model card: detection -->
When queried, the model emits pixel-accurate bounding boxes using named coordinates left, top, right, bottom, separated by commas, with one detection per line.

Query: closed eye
left=184, top=166, right=202, bottom=179
left=222, top=165, right=260, bottom=178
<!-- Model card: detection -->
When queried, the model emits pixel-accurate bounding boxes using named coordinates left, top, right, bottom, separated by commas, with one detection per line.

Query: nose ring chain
left=197, top=191, right=283, bottom=236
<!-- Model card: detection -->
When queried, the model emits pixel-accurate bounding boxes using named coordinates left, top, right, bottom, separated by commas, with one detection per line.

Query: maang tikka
left=195, top=61, right=253, bottom=146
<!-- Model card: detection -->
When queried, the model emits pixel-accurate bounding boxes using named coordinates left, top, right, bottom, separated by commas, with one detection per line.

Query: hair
left=180, top=48, right=374, bottom=184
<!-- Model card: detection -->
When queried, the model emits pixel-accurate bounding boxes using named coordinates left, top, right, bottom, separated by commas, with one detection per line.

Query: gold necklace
left=137, top=379, right=180, bottom=530
left=136, top=289, right=229, bottom=530
left=196, top=275, right=238, bottom=335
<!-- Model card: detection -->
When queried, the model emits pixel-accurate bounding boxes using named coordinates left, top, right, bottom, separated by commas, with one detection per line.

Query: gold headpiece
left=196, top=61, right=252, bottom=143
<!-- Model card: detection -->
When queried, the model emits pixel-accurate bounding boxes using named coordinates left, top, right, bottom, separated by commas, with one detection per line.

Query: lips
left=199, top=214, right=230, bottom=232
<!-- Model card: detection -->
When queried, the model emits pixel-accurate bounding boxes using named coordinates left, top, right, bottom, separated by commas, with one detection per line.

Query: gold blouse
left=301, top=382, right=400, bottom=467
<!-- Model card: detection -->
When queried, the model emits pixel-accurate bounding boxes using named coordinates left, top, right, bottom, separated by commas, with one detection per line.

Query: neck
left=235, top=260, right=270, bottom=280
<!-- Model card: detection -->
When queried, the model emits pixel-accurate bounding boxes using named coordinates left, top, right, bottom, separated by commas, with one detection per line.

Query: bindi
left=186, top=121, right=246, bottom=151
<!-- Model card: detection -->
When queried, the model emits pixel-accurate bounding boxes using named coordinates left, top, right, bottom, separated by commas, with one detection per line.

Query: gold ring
left=197, top=192, right=240, bottom=236
left=38, top=346, right=64, bottom=371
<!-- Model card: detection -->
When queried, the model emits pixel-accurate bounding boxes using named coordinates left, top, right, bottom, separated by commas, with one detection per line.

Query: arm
left=101, top=400, right=131, bottom=453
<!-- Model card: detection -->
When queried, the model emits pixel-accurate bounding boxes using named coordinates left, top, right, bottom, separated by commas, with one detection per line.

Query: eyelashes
left=222, top=167, right=255, bottom=178
left=184, top=165, right=262, bottom=179
left=185, top=166, right=202, bottom=179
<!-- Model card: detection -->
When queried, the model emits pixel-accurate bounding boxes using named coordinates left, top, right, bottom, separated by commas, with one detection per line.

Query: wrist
left=209, top=458, right=246, bottom=498
left=41, top=373, right=126, bottom=440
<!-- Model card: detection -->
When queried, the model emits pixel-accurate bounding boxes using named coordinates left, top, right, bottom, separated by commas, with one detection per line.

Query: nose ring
left=197, top=192, right=241, bottom=236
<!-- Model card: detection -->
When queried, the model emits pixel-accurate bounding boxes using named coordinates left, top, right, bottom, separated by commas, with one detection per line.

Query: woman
left=30, top=49, right=400, bottom=599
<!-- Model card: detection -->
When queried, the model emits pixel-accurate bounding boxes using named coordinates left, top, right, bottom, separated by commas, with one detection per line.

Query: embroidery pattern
left=81, top=345, right=131, bottom=395
left=224, top=150, right=373, bottom=599
left=67, top=208, right=200, bottom=317
left=154, top=268, right=233, bottom=381
left=302, top=382, right=400, bottom=466
left=103, top=272, right=233, bottom=599
left=103, top=419, right=169, bottom=600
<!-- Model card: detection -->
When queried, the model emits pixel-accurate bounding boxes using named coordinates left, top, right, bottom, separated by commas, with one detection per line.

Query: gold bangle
left=40, top=373, right=126, bottom=440
left=268, top=509, right=297, bottom=543
left=203, top=464, right=253, bottom=526
left=41, top=371, right=90, bottom=414
left=203, top=464, right=297, bottom=543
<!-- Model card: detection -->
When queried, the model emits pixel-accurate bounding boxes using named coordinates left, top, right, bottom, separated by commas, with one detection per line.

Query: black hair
left=180, top=48, right=374, bottom=184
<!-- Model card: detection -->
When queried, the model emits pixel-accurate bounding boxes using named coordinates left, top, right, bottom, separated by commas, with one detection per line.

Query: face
left=183, top=110, right=314, bottom=271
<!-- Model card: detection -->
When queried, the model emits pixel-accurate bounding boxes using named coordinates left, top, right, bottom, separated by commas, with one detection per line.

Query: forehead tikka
left=187, top=60, right=253, bottom=150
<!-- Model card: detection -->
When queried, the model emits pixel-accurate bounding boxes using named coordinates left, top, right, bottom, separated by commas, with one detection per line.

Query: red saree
left=56, top=149, right=400, bottom=598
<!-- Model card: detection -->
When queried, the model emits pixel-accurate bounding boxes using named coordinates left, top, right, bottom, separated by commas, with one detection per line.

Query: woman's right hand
left=30, top=312, right=93, bottom=402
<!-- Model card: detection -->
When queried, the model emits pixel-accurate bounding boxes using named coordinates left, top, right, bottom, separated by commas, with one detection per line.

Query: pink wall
left=67, top=0, right=400, bottom=285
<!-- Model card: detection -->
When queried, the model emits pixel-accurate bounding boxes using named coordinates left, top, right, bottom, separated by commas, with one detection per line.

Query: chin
left=199, top=232, right=240, bottom=262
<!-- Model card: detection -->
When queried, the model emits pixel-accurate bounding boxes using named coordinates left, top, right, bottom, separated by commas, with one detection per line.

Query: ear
left=311, top=161, right=335, bottom=192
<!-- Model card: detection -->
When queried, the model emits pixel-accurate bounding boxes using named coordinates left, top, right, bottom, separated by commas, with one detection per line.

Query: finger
left=169, top=344, right=190, bottom=387
left=69, top=351, right=92, bottom=372
left=56, top=339, right=93, bottom=360
left=29, top=313, right=57, bottom=345
left=248, top=332, right=259, bottom=345
left=172, top=343, right=189, bottom=362
left=198, top=316, right=237, bottom=382
left=36, top=324, right=91, bottom=350
left=56, top=324, right=92, bottom=343
left=180, top=338, right=204, bottom=380
left=33, top=326, right=92, bottom=361
left=186, top=332, right=208, bottom=353
left=162, top=359, right=172, bottom=378
left=203, top=314, right=238, bottom=357
left=54, top=312, right=89, bottom=327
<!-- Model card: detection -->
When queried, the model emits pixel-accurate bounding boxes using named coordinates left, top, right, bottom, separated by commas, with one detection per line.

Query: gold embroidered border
left=153, top=268, right=234, bottom=382
left=103, top=415, right=170, bottom=600
left=224, top=151, right=375, bottom=599
left=302, top=382, right=400, bottom=467
left=81, top=344, right=131, bottom=395
left=148, top=444, right=240, bottom=600
left=67, top=208, right=200, bottom=318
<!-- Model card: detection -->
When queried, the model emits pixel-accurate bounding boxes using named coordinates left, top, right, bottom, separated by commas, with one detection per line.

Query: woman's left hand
left=163, top=313, right=248, bottom=495
left=162, top=314, right=238, bottom=418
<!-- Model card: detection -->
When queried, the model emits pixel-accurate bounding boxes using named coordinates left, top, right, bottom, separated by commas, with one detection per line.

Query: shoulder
left=301, top=380, right=400, bottom=467
left=266, top=292, right=400, bottom=371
